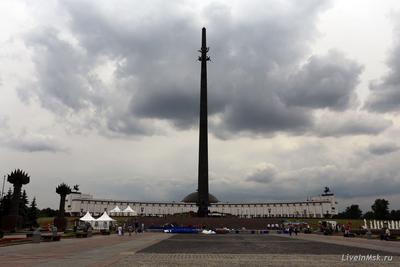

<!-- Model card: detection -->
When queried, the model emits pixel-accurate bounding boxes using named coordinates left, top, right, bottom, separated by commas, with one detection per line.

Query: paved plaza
left=139, top=234, right=398, bottom=255
left=0, top=233, right=399, bottom=266
left=0, top=233, right=169, bottom=267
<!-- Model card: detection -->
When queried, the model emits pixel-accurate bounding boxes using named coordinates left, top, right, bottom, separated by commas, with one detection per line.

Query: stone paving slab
left=0, top=233, right=170, bottom=267
left=279, top=233, right=400, bottom=255
left=138, top=234, right=400, bottom=256
left=1, top=233, right=399, bottom=266
left=114, top=253, right=399, bottom=267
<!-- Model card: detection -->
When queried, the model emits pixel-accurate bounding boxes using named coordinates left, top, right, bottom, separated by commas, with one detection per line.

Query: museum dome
left=182, top=192, right=219, bottom=203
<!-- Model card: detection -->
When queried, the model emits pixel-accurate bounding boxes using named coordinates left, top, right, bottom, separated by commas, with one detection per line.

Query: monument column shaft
left=198, top=27, right=209, bottom=217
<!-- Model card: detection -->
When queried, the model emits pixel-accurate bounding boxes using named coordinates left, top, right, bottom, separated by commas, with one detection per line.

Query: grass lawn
left=37, top=217, right=78, bottom=229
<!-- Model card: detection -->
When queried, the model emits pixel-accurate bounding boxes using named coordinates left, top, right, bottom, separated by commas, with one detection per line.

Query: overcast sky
left=1, top=0, right=400, bottom=212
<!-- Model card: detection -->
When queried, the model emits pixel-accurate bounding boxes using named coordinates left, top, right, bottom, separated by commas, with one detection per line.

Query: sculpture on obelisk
left=197, top=27, right=211, bottom=217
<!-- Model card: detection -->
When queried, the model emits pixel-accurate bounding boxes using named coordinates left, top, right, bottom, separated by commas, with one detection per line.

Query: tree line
left=0, top=169, right=76, bottom=231
left=334, top=199, right=400, bottom=220
left=0, top=188, right=38, bottom=227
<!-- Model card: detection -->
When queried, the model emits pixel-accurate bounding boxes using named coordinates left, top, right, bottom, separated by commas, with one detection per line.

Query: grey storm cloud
left=313, top=112, right=392, bottom=137
left=282, top=50, right=363, bottom=110
left=131, top=86, right=226, bottom=129
left=24, top=28, right=105, bottom=113
left=368, top=142, right=400, bottom=155
left=365, top=20, right=400, bottom=112
left=0, top=119, right=64, bottom=153
left=239, top=160, right=400, bottom=201
left=7, top=137, right=64, bottom=153
left=18, top=0, right=372, bottom=138
left=212, top=94, right=313, bottom=139
left=365, top=79, right=400, bottom=113
left=332, top=161, right=400, bottom=198
left=246, top=164, right=277, bottom=184
left=85, top=177, right=196, bottom=203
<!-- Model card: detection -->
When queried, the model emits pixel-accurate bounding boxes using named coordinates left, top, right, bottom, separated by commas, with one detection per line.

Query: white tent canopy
left=93, top=211, right=116, bottom=230
left=96, top=211, right=116, bottom=222
left=79, top=211, right=96, bottom=222
left=110, top=206, right=121, bottom=213
left=123, top=206, right=137, bottom=216
left=123, top=206, right=134, bottom=213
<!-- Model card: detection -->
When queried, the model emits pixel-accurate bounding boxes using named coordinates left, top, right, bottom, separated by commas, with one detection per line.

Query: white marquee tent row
left=109, top=205, right=138, bottom=216
left=79, top=211, right=116, bottom=230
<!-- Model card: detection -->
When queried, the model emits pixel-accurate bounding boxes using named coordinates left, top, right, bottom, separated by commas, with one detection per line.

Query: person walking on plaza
left=134, top=220, right=139, bottom=234
left=51, top=225, right=58, bottom=241
left=385, top=228, right=391, bottom=241
left=117, top=226, right=122, bottom=236
left=128, top=225, right=133, bottom=236
left=288, top=226, right=293, bottom=236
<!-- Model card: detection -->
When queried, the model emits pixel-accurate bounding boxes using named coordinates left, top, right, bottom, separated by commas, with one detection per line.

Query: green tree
left=27, top=197, right=38, bottom=227
left=54, top=183, right=72, bottom=231
left=0, top=188, right=13, bottom=225
left=55, top=183, right=71, bottom=217
left=337, top=204, right=363, bottom=219
left=389, top=209, right=400, bottom=220
left=346, top=205, right=362, bottom=219
left=38, top=207, right=58, bottom=218
left=363, top=211, right=375, bottom=219
left=371, top=199, right=389, bottom=219
left=0, top=188, right=13, bottom=215
left=7, top=169, right=30, bottom=216
left=19, top=190, right=29, bottom=221
left=335, top=205, right=362, bottom=219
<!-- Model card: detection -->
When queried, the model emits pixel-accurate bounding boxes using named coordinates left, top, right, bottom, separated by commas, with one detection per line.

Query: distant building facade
left=66, top=192, right=337, bottom=218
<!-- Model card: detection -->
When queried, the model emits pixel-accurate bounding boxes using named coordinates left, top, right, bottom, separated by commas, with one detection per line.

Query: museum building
left=65, top=191, right=338, bottom=218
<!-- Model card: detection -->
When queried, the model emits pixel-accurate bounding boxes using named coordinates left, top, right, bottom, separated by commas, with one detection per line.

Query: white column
left=369, top=221, right=373, bottom=229
left=373, top=220, right=377, bottom=229
left=363, top=219, right=367, bottom=229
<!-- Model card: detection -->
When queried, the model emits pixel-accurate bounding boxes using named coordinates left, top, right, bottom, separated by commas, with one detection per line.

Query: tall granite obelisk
left=197, top=27, right=210, bottom=217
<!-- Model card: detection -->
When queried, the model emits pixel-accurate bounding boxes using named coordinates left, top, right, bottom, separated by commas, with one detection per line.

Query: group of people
left=73, top=222, right=93, bottom=233
left=46, top=224, right=58, bottom=237
left=287, top=225, right=299, bottom=236
left=284, top=223, right=310, bottom=235
left=117, top=221, right=144, bottom=236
